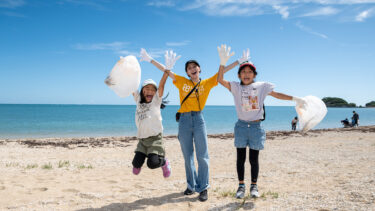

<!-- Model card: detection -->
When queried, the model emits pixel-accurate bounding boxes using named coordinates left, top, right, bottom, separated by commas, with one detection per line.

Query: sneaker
left=183, top=188, right=194, bottom=195
left=250, top=184, right=259, bottom=198
left=198, top=189, right=208, bottom=202
left=132, top=167, right=141, bottom=175
left=236, top=185, right=246, bottom=199
left=161, top=158, right=171, bottom=178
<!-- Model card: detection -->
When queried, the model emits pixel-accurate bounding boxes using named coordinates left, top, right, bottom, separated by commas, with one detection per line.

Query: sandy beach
left=0, top=126, right=374, bottom=211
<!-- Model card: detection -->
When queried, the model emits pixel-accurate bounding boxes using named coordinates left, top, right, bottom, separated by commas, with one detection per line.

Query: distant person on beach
left=291, top=116, right=298, bottom=131
left=352, top=111, right=359, bottom=127
left=341, top=118, right=351, bottom=127
left=131, top=51, right=177, bottom=179
left=217, top=45, right=307, bottom=199
left=140, top=48, right=238, bottom=202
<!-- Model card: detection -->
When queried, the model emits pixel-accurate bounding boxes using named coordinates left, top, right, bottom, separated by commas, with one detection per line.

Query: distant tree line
left=322, top=97, right=375, bottom=108
left=366, top=101, right=375, bottom=107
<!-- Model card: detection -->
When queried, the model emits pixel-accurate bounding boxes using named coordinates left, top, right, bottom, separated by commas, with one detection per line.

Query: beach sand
left=0, top=126, right=374, bottom=210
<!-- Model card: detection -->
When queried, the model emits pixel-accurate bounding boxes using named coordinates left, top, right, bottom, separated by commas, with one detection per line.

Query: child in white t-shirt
left=131, top=51, right=180, bottom=178
left=217, top=45, right=307, bottom=198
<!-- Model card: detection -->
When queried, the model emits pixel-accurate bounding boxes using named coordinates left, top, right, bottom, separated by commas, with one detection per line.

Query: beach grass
left=260, top=190, right=279, bottom=199
left=58, top=160, right=70, bottom=168
left=219, top=189, right=236, bottom=198
left=41, top=163, right=53, bottom=170
left=5, top=162, right=20, bottom=167
left=77, top=164, right=93, bottom=169
left=26, top=164, right=38, bottom=169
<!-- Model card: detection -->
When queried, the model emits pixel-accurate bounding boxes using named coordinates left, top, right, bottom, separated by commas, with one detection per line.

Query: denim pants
left=234, top=120, right=266, bottom=150
left=178, top=111, right=209, bottom=193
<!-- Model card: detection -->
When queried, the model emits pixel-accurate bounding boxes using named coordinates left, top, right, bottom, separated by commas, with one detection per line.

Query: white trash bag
left=105, top=55, right=141, bottom=98
left=295, top=96, right=327, bottom=132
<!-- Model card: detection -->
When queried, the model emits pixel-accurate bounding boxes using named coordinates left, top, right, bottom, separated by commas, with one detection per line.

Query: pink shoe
left=161, top=158, right=171, bottom=178
left=133, top=167, right=141, bottom=175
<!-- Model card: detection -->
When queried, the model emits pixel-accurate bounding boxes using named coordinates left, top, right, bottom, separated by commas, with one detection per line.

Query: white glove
left=293, top=96, right=308, bottom=108
left=217, top=44, right=235, bottom=66
left=139, top=48, right=153, bottom=62
left=165, top=50, right=181, bottom=70
left=238, top=48, right=250, bottom=64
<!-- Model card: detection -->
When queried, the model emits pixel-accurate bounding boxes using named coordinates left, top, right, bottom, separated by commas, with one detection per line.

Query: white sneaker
left=236, top=185, right=246, bottom=199
left=250, top=184, right=259, bottom=198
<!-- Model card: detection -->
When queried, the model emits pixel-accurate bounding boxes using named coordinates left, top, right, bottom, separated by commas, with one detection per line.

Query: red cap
left=239, top=62, right=256, bottom=71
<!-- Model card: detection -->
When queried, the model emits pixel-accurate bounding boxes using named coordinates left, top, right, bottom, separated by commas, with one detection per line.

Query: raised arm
left=217, top=44, right=234, bottom=91
left=140, top=48, right=177, bottom=81
left=218, top=65, right=231, bottom=91
left=158, top=70, right=169, bottom=97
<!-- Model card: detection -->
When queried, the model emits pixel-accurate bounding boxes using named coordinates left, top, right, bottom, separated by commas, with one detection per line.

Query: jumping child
left=131, top=51, right=178, bottom=178
left=217, top=45, right=307, bottom=198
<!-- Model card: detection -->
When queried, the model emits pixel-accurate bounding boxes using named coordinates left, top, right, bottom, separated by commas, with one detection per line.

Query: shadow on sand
left=77, top=192, right=255, bottom=211
left=77, top=192, right=198, bottom=211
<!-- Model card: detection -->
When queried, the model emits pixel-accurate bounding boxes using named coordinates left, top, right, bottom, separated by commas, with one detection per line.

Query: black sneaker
left=250, top=184, right=259, bottom=198
left=183, top=188, right=194, bottom=195
left=198, top=189, right=208, bottom=202
left=236, top=185, right=246, bottom=199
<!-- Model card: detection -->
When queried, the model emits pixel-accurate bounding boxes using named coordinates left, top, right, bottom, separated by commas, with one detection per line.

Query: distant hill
left=366, top=101, right=375, bottom=107
left=322, top=97, right=356, bottom=107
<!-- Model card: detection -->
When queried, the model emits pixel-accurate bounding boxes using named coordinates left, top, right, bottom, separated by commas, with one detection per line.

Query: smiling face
left=141, top=84, right=157, bottom=103
left=238, top=66, right=256, bottom=85
left=186, top=63, right=200, bottom=81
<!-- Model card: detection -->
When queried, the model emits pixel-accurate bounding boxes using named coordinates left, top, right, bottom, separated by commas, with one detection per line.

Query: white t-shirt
left=134, top=93, right=163, bottom=139
left=230, top=81, right=275, bottom=121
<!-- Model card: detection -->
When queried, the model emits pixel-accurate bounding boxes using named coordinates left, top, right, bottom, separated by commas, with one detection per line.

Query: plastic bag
left=295, top=96, right=327, bottom=132
left=105, top=55, right=141, bottom=98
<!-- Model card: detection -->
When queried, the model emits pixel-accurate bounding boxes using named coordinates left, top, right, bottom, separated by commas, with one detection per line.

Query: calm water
left=0, top=104, right=374, bottom=139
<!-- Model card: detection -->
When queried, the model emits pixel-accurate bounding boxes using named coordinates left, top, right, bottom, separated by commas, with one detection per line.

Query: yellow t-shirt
left=173, top=73, right=218, bottom=113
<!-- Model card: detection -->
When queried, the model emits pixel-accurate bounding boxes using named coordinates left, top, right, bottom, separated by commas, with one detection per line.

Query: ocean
left=0, top=104, right=374, bottom=139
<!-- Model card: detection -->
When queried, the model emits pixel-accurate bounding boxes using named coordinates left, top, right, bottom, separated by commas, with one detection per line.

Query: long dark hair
left=139, top=87, right=169, bottom=109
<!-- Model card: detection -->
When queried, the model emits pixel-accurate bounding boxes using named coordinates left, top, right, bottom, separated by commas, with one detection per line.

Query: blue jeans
left=178, top=111, right=209, bottom=193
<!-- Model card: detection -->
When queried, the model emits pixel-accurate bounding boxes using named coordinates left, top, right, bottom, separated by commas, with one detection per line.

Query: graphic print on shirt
left=182, top=83, right=204, bottom=98
left=241, top=87, right=260, bottom=112
left=136, top=103, right=151, bottom=122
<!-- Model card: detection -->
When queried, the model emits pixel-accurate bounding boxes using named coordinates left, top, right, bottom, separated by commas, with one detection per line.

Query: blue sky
left=0, top=0, right=374, bottom=106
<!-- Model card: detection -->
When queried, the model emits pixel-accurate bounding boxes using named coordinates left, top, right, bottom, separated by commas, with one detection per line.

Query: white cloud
left=148, top=0, right=375, bottom=20
left=0, top=0, right=25, bottom=8
left=301, top=6, right=339, bottom=17
left=73, top=42, right=129, bottom=51
left=62, top=0, right=108, bottom=11
left=119, top=48, right=166, bottom=58
left=1, top=11, right=26, bottom=17
left=355, top=8, right=374, bottom=21
left=166, top=40, right=191, bottom=46
left=273, top=5, right=289, bottom=19
left=147, top=0, right=175, bottom=7
left=145, top=49, right=166, bottom=58
left=296, top=21, right=328, bottom=39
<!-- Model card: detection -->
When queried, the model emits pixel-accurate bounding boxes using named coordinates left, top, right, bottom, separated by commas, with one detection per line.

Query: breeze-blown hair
left=139, top=87, right=169, bottom=109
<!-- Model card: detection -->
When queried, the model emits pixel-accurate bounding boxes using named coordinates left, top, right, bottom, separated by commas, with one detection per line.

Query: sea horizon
left=1, top=104, right=374, bottom=139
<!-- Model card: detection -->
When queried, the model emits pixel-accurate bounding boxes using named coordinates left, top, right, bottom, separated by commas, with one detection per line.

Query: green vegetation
left=26, top=164, right=38, bottom=169
left=77, top=164, right=93, bottom=169
left=219, top=189, right=236, bottom=198
left=322, top=97, right=356, bottom=107
left=5, top=162, right=20, bottom=167
left=366, top=101, right=375, bottom=107
left=58, top=160, right=70, bottom=168
left=41, top=163, right=53, bottom=170
left=260, top=191, right=279, bottom=199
